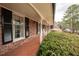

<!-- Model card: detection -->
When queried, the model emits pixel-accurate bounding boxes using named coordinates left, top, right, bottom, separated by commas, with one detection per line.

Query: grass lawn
left=37, top=31, right=79, bottom=56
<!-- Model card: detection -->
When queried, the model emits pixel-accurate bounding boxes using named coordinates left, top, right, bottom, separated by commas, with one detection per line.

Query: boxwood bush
left=37, top=32, right=79, bottom=56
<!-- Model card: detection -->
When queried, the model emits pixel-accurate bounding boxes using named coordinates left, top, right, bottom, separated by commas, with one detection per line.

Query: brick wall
left=0, top=19, right=40, bottom=56
left=2, top=35, right=40, bottom=56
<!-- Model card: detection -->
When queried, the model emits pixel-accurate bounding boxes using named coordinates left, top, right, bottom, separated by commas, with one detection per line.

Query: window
left=13, top=14, right=25, bottom=42
left=1, top=8, right=13, bottom=44
left=25, top=17, right=29, bottom=38
left=36, top=22, right=39, bottom=34
left=15, top=19, right=20, bottom=38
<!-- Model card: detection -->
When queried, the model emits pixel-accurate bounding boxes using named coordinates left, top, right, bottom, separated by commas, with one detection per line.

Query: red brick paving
left=3, top=36, right=40, bottom=56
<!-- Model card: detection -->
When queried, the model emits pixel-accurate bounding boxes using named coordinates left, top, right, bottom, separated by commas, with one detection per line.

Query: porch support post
left=40, top=19, right=43, bottom=44
left=48, top=25, right=51, bottom=32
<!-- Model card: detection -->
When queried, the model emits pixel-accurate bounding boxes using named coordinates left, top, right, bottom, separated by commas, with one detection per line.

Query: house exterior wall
left=0, top=6, right=40, bottom=56
left=0, top=3, right=55, bottom=56
left=1, top=35, right=40, bottom=56
left=0, top=18, right=40, bottom=55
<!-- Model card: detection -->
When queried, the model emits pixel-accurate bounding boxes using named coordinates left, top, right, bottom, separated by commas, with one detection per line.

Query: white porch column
left=40, top=19, right=43, bottom=43
left=48, top=25, right=51, bottom=32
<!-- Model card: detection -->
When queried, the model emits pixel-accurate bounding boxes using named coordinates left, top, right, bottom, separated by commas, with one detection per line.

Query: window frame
left=1, top=7, right=13, bottom=44
left=25, top=17, right=29, bottom=38
left=12, top=14, right=25, bottom=42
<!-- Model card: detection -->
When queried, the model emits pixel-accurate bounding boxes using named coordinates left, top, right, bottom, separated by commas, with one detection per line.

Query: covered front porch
left=0, top=3, right=55, bottom=56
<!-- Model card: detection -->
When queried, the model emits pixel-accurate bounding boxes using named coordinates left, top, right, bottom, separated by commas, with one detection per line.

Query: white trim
left=29, top=4, right=49, bottom=25
left=13, top=34, right=39, bottom=42
left=12, top=13, right=25, bottom=42
left=13, top=37, right=25, bottom=42
left=40, top=19, right=43, bottom=43
left=29, top=3, right=44, bottom=19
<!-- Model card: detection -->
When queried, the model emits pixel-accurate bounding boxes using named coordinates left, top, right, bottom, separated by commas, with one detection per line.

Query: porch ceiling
left=0, top=3, right=41, bottom=23
left=0, top=3, right=54, bottom=25
left=32, top=3, right=54, bottom=25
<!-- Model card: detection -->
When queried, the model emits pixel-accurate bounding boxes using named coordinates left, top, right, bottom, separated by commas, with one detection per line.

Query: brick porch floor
left=2, top=36, right=40, bottom=56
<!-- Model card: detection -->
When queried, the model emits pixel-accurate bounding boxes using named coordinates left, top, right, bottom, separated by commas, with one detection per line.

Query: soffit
left=32, top=3, right=54, bottom=25
left=0, top=3, right=41, bottom=22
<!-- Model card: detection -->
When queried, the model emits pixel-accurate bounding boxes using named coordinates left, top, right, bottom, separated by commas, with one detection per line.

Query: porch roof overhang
left=0, top=3, right=51, bottom=25
left=32, top=3, right=54, bottom=25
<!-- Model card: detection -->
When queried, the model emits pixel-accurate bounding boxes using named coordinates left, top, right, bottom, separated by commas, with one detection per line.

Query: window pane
left=4, top=24, right=12, bottom=42
left=15, top=29, right=20, bottom=38
left=15, top=24, right=20, bottom=38
left=15, top=20, right=20, bottom=25
left=2, top=8, right=12, bottom=24
left=15, top=25, right=20, bottom=29
left=20, top=24, right=24, bottom=37
left=15, top=33, right=20, bottom=38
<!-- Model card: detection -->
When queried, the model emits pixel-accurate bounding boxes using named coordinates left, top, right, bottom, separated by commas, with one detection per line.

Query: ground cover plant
left=37, top=31, right=79, bottom=56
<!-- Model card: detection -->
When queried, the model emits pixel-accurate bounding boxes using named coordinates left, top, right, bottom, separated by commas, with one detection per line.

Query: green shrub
left=37, top=32, right=79, bottom=56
